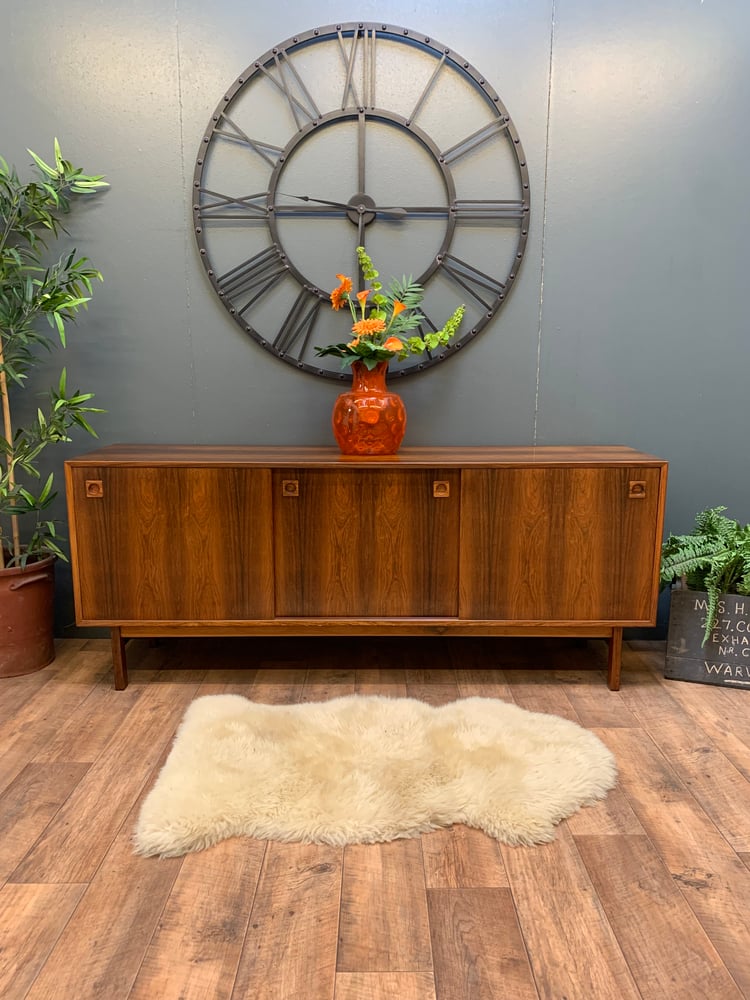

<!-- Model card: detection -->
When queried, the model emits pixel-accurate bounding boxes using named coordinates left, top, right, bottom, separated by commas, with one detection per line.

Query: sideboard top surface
left=65, top=444, right=668, bottom=469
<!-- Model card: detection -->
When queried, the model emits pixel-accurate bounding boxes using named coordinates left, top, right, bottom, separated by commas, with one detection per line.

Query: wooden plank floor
left=1, top=635, right=749, bottom=1000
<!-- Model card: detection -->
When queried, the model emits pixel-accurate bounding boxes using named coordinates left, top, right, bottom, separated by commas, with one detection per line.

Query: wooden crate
left=665, top=588, right=750, bottom=688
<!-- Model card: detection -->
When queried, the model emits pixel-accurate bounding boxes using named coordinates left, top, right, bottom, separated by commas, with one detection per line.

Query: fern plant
left=660, top=506, right=750, bottom=644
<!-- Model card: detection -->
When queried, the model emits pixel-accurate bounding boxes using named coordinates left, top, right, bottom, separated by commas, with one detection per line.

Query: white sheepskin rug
left=133, top=694, right=616, bottom=858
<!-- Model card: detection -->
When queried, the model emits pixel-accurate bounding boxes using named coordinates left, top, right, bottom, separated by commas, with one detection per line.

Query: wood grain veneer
left=64, top=446, right=668, bottom=690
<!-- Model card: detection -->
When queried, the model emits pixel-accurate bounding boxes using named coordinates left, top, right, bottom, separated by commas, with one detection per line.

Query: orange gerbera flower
left=382, top=336, right=403, bottom=352
left=330, top=274, right=352, bottom=310
left=391, top=300, right=406, bottom=316
left=351, top=318, right=386, bottom=337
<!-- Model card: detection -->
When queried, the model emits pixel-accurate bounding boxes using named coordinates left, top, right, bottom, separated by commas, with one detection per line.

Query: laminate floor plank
left=455, top=666, right=513, bottom=701
left=337, top=839, right=433, bottom=973
left=427, top=887, right=539, bottom=1000
left=0, top=652, right=111, bottom=796
left=558, top=671, right=641, bottom=728
left=506, top=672, right=581, bottom=721
left=500, top=829, right=641, bottom=999
left=422, top=825, right=508, bottom=889
left=603, top=726, right=750, bottom=993
left=192, top=667, right=262, bottom=697
left=565, top=781, right=646, bottom=837
left=249, top=666, right=308, bottom=704
left=575, top=833, right=742, bottom=999
left=0, top=882, right=86, bottom=1000
left=0, top=762, right=89, bottom=882
left=0, top=667, right=58, bottom=726
left=616, top=682, right=750, bottom=851
left=231, top=841, right=342, bottom=1000
left=32, top=668, right=152, bottom=764
left=354, top=666, right=409, bottom=698
left=8, top=670, right=206, bottom=884
left=129, top=838, right=266, bottom=1000
left=405, top=683, right=461, bottom=706
left=334, top=971, right=437, bottom=1000
left=302, top=666, right=357, bottom=702
left=23, top=804, right=183, bottom=1000
left=654, top=673, right=750, bottom=776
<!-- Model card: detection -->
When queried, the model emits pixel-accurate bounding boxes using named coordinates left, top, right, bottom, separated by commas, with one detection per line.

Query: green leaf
left=27, top=147, right=58, bottom=178
left=35, top=473, right=53, bottom=504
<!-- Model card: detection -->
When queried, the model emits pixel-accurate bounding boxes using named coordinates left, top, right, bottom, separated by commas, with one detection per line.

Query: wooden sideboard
left=64, top=445, right=668, bottom=690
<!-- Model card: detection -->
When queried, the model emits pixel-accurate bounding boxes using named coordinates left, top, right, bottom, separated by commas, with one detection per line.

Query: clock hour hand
left=376, top=205, right=450, bottom=217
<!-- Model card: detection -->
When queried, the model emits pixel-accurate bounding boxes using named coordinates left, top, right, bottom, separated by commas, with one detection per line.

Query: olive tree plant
left=0, top=140, right=107, bottom=567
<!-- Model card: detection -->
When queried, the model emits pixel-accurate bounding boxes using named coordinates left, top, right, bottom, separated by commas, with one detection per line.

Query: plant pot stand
left=665, top=588, right=750, bottom=688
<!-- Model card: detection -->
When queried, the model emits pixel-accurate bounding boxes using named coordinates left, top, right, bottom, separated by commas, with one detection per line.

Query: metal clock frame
left=193, top=21, right=530, bottom=380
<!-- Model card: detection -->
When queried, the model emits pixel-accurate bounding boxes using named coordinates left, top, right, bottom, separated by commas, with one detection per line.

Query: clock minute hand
left=282, top=194, right=353, bottom=211
left=280, top=194, right=407, bottom=218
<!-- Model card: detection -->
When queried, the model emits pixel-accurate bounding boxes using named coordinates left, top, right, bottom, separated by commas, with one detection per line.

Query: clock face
left=193, top=22, right=530, bottom=380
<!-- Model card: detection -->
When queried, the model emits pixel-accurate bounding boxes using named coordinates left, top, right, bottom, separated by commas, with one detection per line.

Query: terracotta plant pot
left=0, top=554, right=56, bottom=677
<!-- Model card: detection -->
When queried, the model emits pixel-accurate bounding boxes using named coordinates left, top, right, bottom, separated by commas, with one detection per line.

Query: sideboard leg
left=111, top=627, right=128, bottom=690
left=607, top=627, right=623, bottom=690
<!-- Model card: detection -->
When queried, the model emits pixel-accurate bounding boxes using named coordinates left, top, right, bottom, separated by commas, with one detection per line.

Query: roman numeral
left=211, top=114, right=283, bottom=168
left=336, top=26, right=377, bottom=109
left=197, top=189, right=270, bottom=221
left=217, top=246, right=287, bottom=316
left=438, top=254, right=505, bottom=310
left=408, top=54, right=446, bottom=126
left=453, top=200, right=525, bottom=223
left=338, top=28, right=362, bottom=109
left=273, top=289, right=323, bottom=356
left=257, top=49, right=321, bottom=130
left=441, top=118, right=509, bottom=165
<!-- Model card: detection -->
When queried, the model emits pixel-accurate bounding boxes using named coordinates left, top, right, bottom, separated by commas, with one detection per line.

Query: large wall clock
left=193, top=22, right=530, bottom=380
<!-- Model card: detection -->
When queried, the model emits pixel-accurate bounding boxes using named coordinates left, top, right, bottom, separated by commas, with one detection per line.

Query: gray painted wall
left=1, top=0, right=747, bottom=635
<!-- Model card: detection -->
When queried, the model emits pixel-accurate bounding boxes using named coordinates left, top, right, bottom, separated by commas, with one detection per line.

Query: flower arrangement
left=314, top=246, right=465, bottom=370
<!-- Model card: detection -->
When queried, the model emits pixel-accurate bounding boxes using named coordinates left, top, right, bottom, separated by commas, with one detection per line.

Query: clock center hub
left=346, top=194, right=376, bottom=227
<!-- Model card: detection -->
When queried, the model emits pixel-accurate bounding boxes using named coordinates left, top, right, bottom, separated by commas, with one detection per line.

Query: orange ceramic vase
left=332, top=360, right=407, bottom=456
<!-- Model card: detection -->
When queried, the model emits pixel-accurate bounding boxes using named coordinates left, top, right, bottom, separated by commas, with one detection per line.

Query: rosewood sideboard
left=64, top=445, right=668, bottom=690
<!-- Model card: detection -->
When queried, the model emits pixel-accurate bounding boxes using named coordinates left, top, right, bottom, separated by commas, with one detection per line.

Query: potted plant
left=660, top=506, right=750, bottom=687
left=1, top=140, right=107, bottom=677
